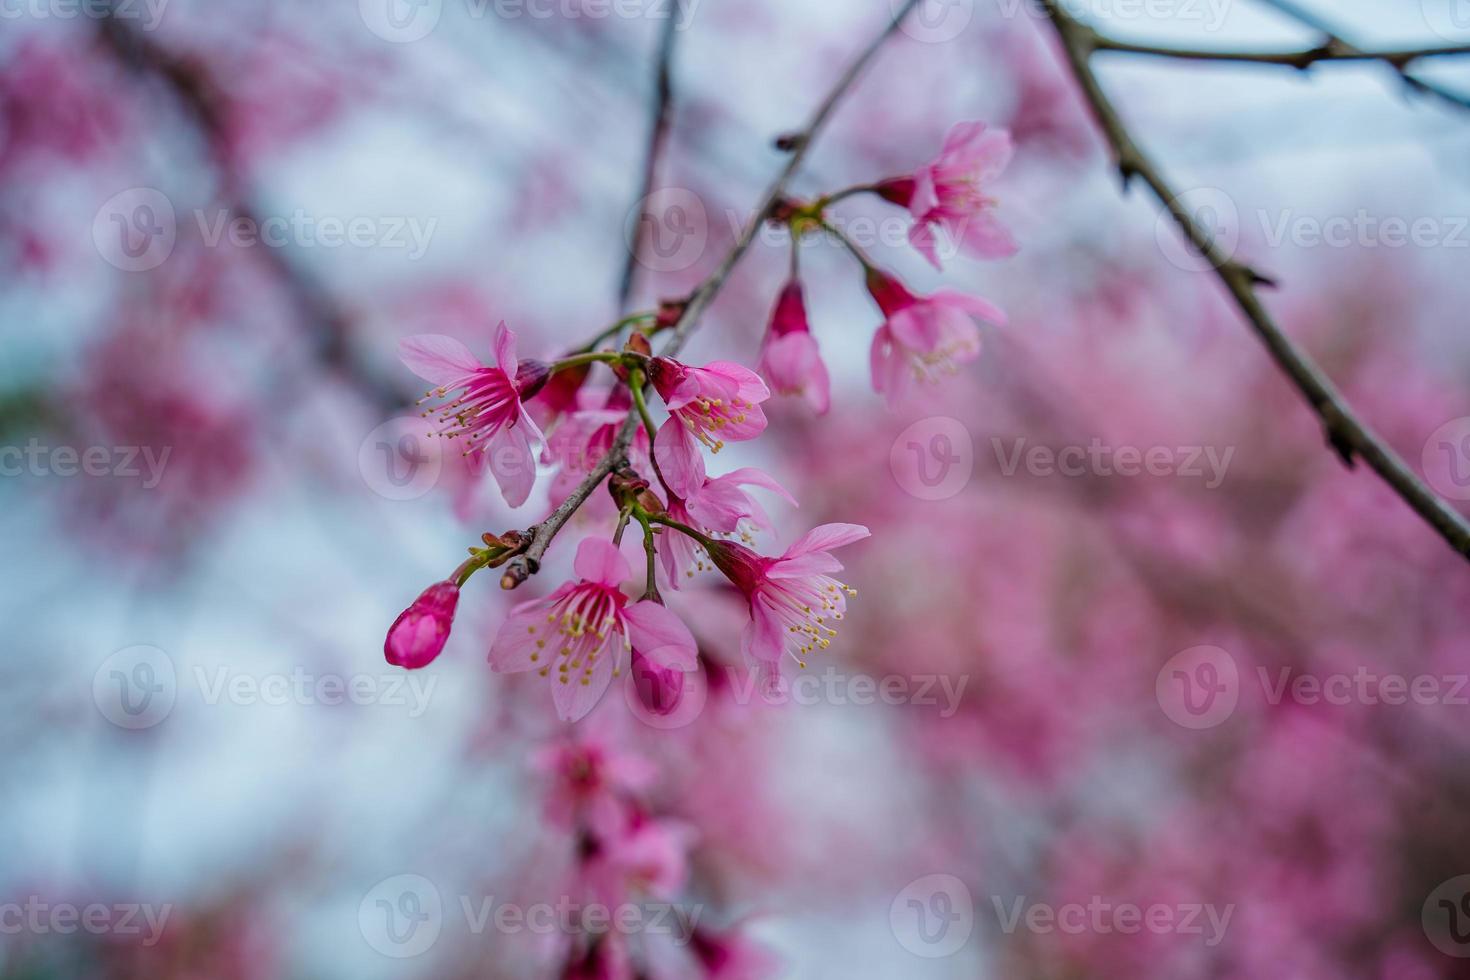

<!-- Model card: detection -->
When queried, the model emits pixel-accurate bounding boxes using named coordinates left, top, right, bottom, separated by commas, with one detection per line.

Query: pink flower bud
left=631, top=649, right=685, bottom=716
left=384, top=581, right=460, bottom=669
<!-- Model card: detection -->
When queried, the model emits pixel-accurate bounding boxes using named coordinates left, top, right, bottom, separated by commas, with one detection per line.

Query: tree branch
left=1040, top=0, right=1470, bottom=562
left=618, top=0, right=682, bottom=313
left=1252, top=0, right=1470, bottom=114
left=1094, top=36, right=1470, bottom=71
left=500, top=0, right=922, bottom=587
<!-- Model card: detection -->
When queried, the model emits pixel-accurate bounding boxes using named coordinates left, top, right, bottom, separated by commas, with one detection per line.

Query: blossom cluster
left=384, top=122, right=1016, bottom=722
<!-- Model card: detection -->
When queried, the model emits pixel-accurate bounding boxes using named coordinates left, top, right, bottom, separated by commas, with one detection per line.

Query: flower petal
left=784, top=523, right=870, bottom=559
left=740, top=598, right=785, bottom=664
left=654, top=420, right=706, bottom=499
left=550, top=637, right=615, bottom=722
left=487, top=599, right=553, bottom=673
left=623, top=601, right=698, bottom=670
left=573, top=536, right=631, bottom=588
left=399, top=334, right=482, bottom=386
left=493, top=320, right=518, bottom=376
left=487, top=422, right=537, bottom=508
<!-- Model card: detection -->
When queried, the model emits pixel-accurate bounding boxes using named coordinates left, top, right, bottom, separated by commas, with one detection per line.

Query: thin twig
left=1252, top=0, right=1470, bottom=114
left=95, top=13, right=402, bottom=412
left=1040, top=0, right=1470, bottom=561
left=618, top=0, right=683, bottom=313
left=501, top=0, right=922, bottom=587
left=1094, top=36, right=1470, bottom=71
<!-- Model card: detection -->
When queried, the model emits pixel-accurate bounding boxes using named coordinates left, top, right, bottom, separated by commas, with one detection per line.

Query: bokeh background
left=6, top=0, right=1470, bottom=976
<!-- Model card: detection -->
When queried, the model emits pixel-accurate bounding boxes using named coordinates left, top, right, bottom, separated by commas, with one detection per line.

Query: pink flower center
left=758, top=572, right=854, bottom=668
left=523, top=583, right=629, bottom=688
left=418, top=367, right=521, bottom=454
left=676, top=394, right=751, bottom=454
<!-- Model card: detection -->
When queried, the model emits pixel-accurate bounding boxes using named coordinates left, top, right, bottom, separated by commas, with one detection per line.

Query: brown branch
left=1040, top=0, right=1470, bottom=561
left=500, top=0, right=922, bottom=588
left=95, top=12, right=403, bottom=412
left=618, top=0, right=682, bottom=313
left=1252, top=0, right=1470, bottom=114
left=1094, top=36, right=1470, bottom=71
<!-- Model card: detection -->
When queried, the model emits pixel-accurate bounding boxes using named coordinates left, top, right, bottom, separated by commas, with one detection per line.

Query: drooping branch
left=500, top=0, right=922, bottom=587
left=1252, top=0, right=1470, bottom=114
left=1093, top=36, right=1470, bottom=71
left=1040, top=0, right=1470, bottom=561
left=94, top=12, right=403, bottom=412
left=618, top=0, right=683, bottom=313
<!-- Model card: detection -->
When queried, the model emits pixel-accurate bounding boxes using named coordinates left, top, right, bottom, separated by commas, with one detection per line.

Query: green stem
left=634, top=510, right=660, bottom=601
left=577, top=312, right=655, bottom=353
left=648, top=513, right=716, bottom=550
left=451, top=548, right=497, bottom=587
left=550, top=350, right=624, bottom=373
left=820, top=219, right=877, bottom=272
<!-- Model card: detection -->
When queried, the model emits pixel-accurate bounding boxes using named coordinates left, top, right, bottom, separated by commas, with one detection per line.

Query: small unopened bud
left=515, top=359, right=552, bottom=400
left=384, top=581, right=460, bottom=669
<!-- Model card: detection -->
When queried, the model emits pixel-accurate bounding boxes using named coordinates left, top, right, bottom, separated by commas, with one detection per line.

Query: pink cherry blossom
left=384, top=580, right=460, bottom=669
left=399, top=322, right=550, bottom=507
left=488, top=538, right=698, bottom=722
left=758, top=280, right=830, bottom=414
left=877, top=120, right=1018, bottom=270
left=865, top=269, right=1006, bottom=408
left=545, top=385, right=651, bottom=506
left=705, top=523, right=869, bottom=670
left=658, top=468, right=797, bottom=588
left=649, top=357, right=770, bottom=498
